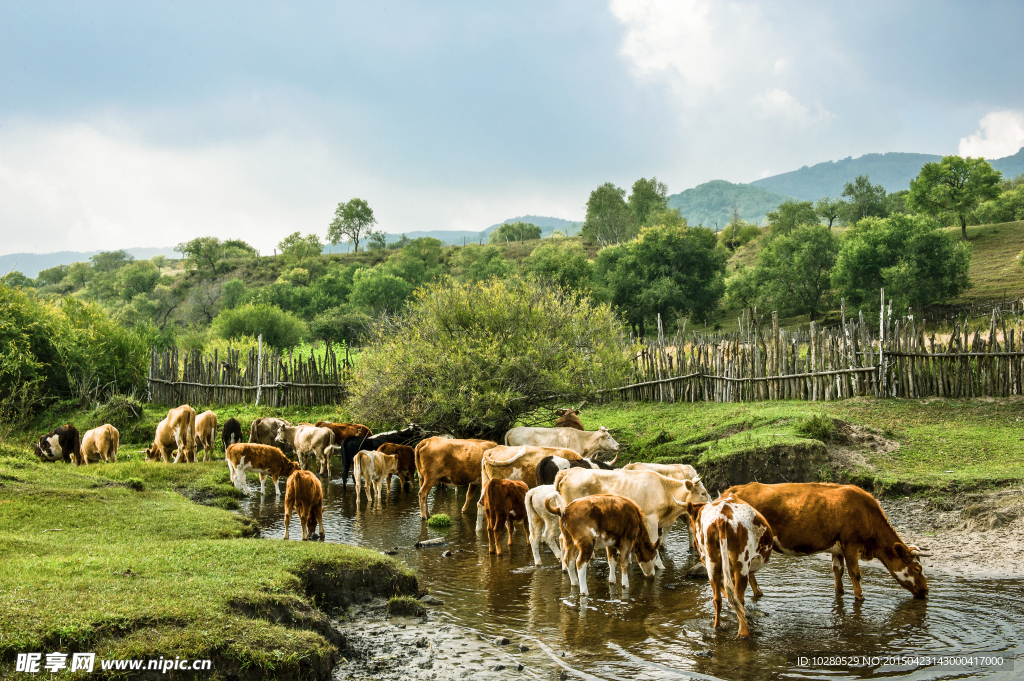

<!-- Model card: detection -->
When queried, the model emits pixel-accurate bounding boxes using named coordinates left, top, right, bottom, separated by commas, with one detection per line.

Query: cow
left=524, top=484, right=564, bottom=565
left=80, top=424, right=119, bottom=464
left=482, top=479, right=530, bottom=556
left=413, top=437, right=499, bottom=519
left=225, top=443, right=300, bottom=496
left=283, top=470, right=325, bottom=541
left=476, top=445, right=583, bottom=531
left=248, top=417, right=292, bottom=451
left=377, top=442, right=416, bottom=492
left=553, top=408, right=584, bottom=430
left=144, top=405, right=196, bottom=464
left=537, top=455, right=615, bottom=487
left=340, top=424, right=428, bottom=487
left=315, top=421, right=372, bottom=442
left=554, top=467, right=709, bottom=569
left=195, top=410, right=218, bottom=461
left=687, top=497, right=774, bottom=639
left=622, top=462, right=709, bottom=549
left=222, top=417, right=243, bottom=452
left=545, top=494, right=660, bottom=596
left=275, top=424, right=336, bottom=477
left=504, top=426, right=620, bottom=463
left=354, top=449, right=398, bottom=503
left=34, top=424, right=81, bottom=464
left=723, top=482, right=929, bottom=600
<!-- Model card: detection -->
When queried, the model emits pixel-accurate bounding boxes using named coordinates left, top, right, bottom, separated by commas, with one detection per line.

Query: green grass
left=587, top=397, right=1024, bottom=492
left=425, top=514, right=451, bottom=528
left=0, top=440, right=415, bottom=678
left=953, top=220, right=1024, bottom=302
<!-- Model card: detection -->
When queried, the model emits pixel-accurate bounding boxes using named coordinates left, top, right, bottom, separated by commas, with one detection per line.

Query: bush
left=350, top=276, right=632, bottom=438
left=523, top=241, right=593, bottom=293
left=309, top=307, right=370, bottom=346
left=795, top=415, right=838, bottom=443
left=93, top=393, right=144, bottom=433
left=426, top=513, right=451, bottom=528
left=210, top=303, right=306, bottom=350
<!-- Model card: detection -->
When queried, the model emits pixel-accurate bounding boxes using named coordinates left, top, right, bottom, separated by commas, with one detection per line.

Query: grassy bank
left=586, top=397, right=1024, bottom=495
left=0, top=437, right=416, bottom=680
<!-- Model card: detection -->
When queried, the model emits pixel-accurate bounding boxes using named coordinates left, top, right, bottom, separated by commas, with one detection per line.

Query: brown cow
left=476, top=445, right=583, bottom=531
left=195, top=410, right=218, bottom=461
left=144, top=405, right=196, bottom=463
left=377, top=442, right=416, bottom=492
left=315, top=421, right=372, bottom=441
left=554, top=408, right=584, bottom=430
left=80, top=424, right=119, bottom=464
left=723, top=482, right=929, bottom=600
left=413, top=437, right=499, bottom=519
left=283, top=470, right=325, bottom=541
left=482, top=479, right=530, bottom=555
left=226, top=443, right=300, bottom=496
left=545, top=494, right=660, bottom=596
left=687, top=497, right=773, bottom=639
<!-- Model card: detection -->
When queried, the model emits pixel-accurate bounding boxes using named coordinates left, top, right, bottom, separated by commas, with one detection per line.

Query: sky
left=1, top=0, right=1023, bottom=255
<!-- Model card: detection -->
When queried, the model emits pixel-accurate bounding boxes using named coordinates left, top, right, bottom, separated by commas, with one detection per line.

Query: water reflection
left=240, top=477, right=1024, bottom=681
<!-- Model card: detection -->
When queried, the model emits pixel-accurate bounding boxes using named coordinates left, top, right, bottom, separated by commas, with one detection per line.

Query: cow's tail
left=249, top=418, right=261, bottom=442
left=544, top=495, right=564, bottom=517
left=483, top=446, right=529, bottom=467
left=112, top=427, right=120, bottom=463
left=718, top=521, right=737, bottom=604
left=504, top=429, right=512, bottom=446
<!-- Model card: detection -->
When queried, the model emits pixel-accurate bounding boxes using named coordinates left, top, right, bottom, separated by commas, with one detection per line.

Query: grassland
left=0, top=404, right=415, bottom=680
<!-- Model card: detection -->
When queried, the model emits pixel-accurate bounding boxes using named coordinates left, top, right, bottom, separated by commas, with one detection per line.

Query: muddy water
left=242, top=482, right=1023, bottom=680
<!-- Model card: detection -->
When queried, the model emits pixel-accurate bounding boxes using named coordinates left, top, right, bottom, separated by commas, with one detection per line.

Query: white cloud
left=958, top=110, right=1024, bottom=159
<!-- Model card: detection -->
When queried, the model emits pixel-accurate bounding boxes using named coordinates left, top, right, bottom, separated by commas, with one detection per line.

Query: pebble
left=420, top=594, right=445, bottom=606
left=442, top=550, right=453, bottom=557
left=518, top=643, right=529, bottom=652
left=415, top=537, right=446, bottom=548
left=492, top=664, right=506, bottom=671
left=686, top=562, right=708, bottom=578
left=493, top=636, right=510, bottom=645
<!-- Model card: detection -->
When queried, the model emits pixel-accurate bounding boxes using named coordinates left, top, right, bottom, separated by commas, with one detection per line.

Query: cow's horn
left=608, top=452, right=619, bottom=466
left=692, top=475, right=701, bottom=483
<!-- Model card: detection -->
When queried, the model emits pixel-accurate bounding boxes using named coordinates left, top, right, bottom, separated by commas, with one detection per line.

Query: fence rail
left=147, top=339, right=352, bottom=407
left=602, top=292, right=1024, bottom=403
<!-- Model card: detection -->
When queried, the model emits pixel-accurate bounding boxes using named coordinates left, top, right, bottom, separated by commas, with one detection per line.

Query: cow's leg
left=300, top=506, right=310, bottom=540
left=607, top=547, right=619, bottom=585
left=529, top=518, right=543, bottom=565
left=832, top=554, right=846, bottom=596
left=620, top=544, right=633, bottom=589
left=259, top=473, right=268, bottom=495
left=566, top=542, right=580, bottom=586
left=546, top=521, right=562, bottom=561
left=749, top=572, right=764, bottom=598
left=576, top=542, right=593, bottom=596
left=733, top=571, right=751, bottom=639
left=487, top=513, right=498, bottom=555
left=273, top=475, right=282, bottom=497
left=710, top=577, right=723, bottom=629
left=844, top=547, right=865, bottom=601
left=462, top=482, right=478, bottom=514
left=316, top=502, right=325, bottom=539
left=646, top=517, right=665, bottom=569
left=506, top=517, right=515, bottom=549
left=418, top=476, right=431, bottom=519
left=283, top=502, right=293, bottom=540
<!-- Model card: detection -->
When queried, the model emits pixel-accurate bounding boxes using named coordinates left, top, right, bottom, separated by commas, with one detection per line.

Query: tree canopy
left=766, top=200, right=819, bottom=236
left=841, top=175, right=889, bottom=223
left=489, top=221, right=542, bottom=244
left=752, top=223, right=839, bottom=321
left=328, top=198, right=377, bottom=252
left=908, top=155, right=1002, bottom=239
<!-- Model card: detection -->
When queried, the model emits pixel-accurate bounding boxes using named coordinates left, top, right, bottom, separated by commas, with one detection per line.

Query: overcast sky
left=2, top=0, right=1023, bottom=255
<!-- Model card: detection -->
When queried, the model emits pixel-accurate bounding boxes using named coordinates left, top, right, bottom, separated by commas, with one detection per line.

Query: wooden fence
left=147, top=338, right=352, bottom=407
left=600, top=292, right=1024, bottom=403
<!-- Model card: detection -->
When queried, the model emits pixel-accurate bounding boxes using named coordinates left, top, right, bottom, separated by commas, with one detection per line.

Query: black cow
left=35, top=424, right=81, bottom=464
left=536, top=455, right=604, bottom=486
left=222, top=417, right=243, bottom=452
left=339, top=424, right=429, bottom=487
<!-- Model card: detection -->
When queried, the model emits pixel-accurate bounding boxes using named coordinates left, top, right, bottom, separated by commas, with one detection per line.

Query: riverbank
left=0, top=444, right=418, bottom=680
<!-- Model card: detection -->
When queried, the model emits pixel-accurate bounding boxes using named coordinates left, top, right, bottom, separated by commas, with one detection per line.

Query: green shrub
left=211, top=303, right=306, bottom=350
left=93, top=393, right=144, bottom=432
left=426, top=514, right=451, bottom=528
left=387, top=595, right=425, bottom=617
left=795, top=414, right=838, bottom=443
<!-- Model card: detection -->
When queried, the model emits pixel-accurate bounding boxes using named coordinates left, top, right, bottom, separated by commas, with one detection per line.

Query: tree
left=66, top=262, right=92, bottom=290
left=523, top=240, right=593, bottom=293
left=185, top=280, right=223, bottom=324
left=753, top=224, right=839, bottom=321
left=831, top=213, right=972, bottom=312
left=278, top=232, right=323, bottom=261
left=448, top=245, right=516, bottom=282
left=175, top=238, right=221, bottom=277
left=328, top=198, right=376, bottom=252
left=724, top=266, right=758, bottom=318
left=90, top=250, right=134, bottom=273
left=718, top=208, right=761, bottom=250
left=974, top=185, right=1024, bottom=225
left=384, top=238, right=443, bottom=286
left=908, top=155, right=1003, bottom=240
left=627, top=177, right=669, bottom=226
left=211, top=303, right=306, bottom=350
left=766, top=199, right=819, bottom=236
left=841, top=175, right=889, bottom=224
left=221, top=279, right=247, bottom=310
left=36, top=264, right=69, bottom=288
left=489, top=221, right=542, bottom=244
left=349, top=276, right=631, bottom=438
left=581, top=182, right=636, bottom=247
left=348, top=268, right=415, bottom=315
left=815, top=197, right=845, bottom=230
left=366, top=229, right=388, bottom=252
left=116, top=261, right=160, bottom=300
left=309, top=307, right=370, bottom=346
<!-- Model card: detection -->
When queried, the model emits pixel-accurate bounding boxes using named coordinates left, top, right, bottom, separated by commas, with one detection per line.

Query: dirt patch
left=696, top=441, right=829, bottom=493
left=825, top=420, right=898, bottom=473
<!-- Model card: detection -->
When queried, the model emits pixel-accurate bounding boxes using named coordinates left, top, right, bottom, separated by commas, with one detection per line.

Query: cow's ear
left=684, top=479, right=694, bottom=491
left=687, top=501, right=705, bottom=518
left=892, top=543, right=910, bottom=562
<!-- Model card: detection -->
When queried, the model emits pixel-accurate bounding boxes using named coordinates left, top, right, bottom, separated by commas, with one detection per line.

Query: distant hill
left=667, top=180, right=792, bottom=229
left=323, top=215, right=583, bottom=252
left=750, top=147, right=1024, bottom=202
left=0, top=247, right=179, bottom=278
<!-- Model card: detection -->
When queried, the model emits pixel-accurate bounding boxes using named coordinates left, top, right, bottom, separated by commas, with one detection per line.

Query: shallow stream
left=241, top=480, right=1023, bottom=680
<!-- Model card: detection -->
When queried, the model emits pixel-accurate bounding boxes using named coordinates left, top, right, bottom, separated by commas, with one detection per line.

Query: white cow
left=504, top=426, right=620, bottom=462
left=524, top=484, right=563, bottom=565
left=354, top=449, right=398, bottom=503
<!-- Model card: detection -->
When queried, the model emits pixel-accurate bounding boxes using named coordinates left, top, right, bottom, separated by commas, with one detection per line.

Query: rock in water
left=420, top=594, right=445, bottom=606
left=493, top=636, right=510, bottom=645
left=415, top=537, right=446, bottom=548
left=686, top=562, right=708, bottom=578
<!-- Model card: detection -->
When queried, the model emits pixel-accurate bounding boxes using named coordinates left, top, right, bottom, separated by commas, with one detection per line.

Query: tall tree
left=328, top=198, right=377, bottom=252
left=581, top=182, right=636, bottom=247
left=815, top=197, right=845, bottom=229
left=841, top=175, right=889, bottom=223
left=628, top=177, right=669, bottom=226
left=753, top=224, right=839, bottom=322
left=278, top=232, right=324, bottom=261
left=766, top=200, right=818, bottom=236
left=908, top=155, right=1002, bottom=240
left=489, top=221, right=542, bottom=244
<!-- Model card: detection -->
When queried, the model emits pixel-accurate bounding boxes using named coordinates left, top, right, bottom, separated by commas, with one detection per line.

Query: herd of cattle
left=35, top=406, right=930, bottom=639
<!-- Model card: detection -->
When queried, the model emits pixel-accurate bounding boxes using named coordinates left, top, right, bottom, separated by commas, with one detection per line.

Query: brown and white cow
left=377, top=442, right=416, bottom=492
left=248, top=417, right=292, bottom=450
left=226, top=443, right=300, bottom=496
left=354, top=449, right=398, bottom=503
left=504, top=426, right=620, bottom=462
left=283, top=470, right=325, bottom=541
left=553, top=408, right=584, bottom=430
left=195, top=410, right=218, bottom=461
left=524, top=484, right=563, bottom=565
left=482, top=479, right=530, bottom=556
left=476, top=445, right=583, bottom=531
left=546, top=494, right=660, bottom=595
left=80, top=424, right=119, bottom=464
left=144, top=405, right=196, bottom=463
left=413, top=437, right=499, bottom=519
left=555, top=468, right=710, bottom=569
left=687, top=497, right=774, bottom=639
left=275, top=425, right=335, bottom=476
left=34, top=424, right=81, bottom=464
left=724, top=482, right=929, bottom=600
left=622, top=462, right=710, bottom=549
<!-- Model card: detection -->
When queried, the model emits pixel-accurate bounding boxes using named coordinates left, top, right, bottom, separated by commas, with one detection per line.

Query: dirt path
left=880, top=488, right=1024, bottom=578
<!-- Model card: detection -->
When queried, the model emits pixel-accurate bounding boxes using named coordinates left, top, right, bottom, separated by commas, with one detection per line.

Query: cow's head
left=686, top=501, right=708, bottom=557
left=884, top=542, right=929, bottom=598
left=142, top=446, right=162, bottom=462
left=555, top=408, right=579, bottom=417
left=675, top=477, right=710, bottom=506
left=591, top=427, right=619, bottom=452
